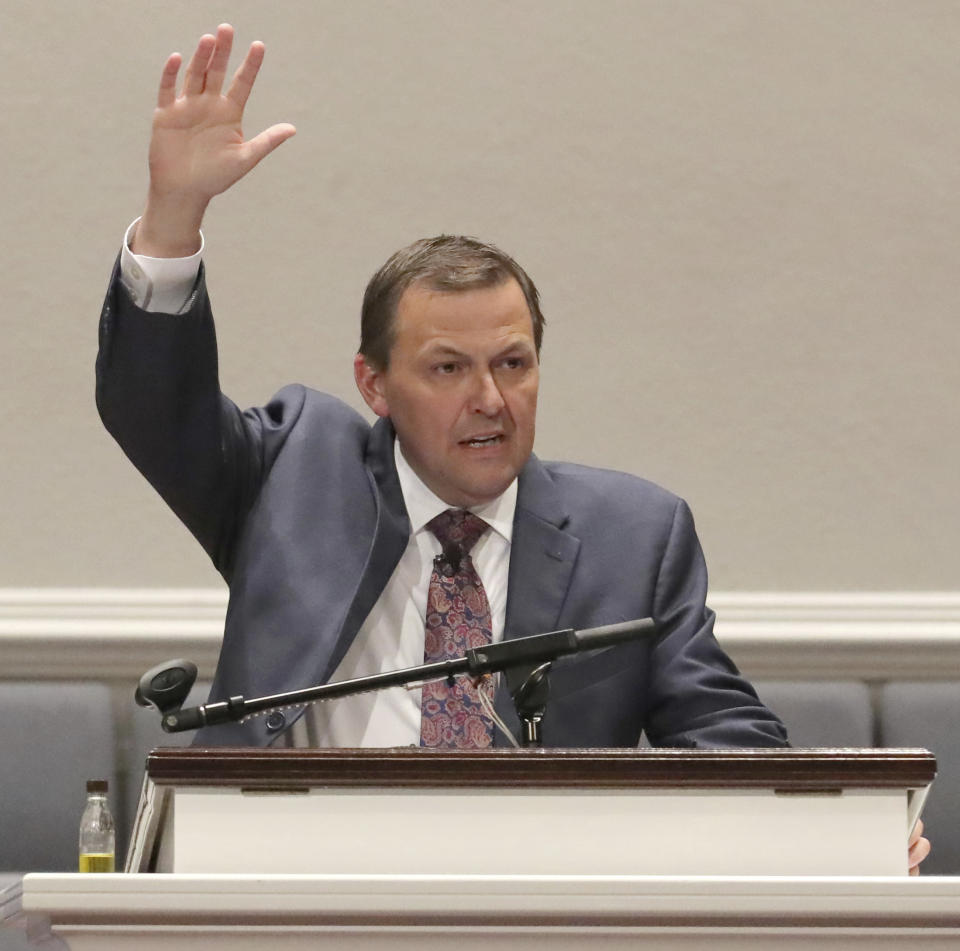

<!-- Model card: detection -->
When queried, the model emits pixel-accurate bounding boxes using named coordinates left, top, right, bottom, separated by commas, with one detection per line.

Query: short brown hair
left=359, top=235, right=545, bottom=369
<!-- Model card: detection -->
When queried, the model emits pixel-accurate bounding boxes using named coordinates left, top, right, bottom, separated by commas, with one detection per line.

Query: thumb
left=241, top=123, right=297, bottom=174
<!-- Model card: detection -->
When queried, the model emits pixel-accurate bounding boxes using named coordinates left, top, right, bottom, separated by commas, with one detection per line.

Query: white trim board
left=0, top=588, right=959, bottom=681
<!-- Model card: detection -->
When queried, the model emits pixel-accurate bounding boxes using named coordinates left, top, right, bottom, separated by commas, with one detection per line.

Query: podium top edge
left=144, top=747, right=936, bottom=790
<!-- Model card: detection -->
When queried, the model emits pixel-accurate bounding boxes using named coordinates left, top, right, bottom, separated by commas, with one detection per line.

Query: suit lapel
left=504, top=455, right=581, bottom=639
left=495, top=456, right=581, bottom=740
left=323, top=417, right=411, bottom=679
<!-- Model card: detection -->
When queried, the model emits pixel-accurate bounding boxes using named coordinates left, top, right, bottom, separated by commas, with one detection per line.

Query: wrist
left=133, top=192, right=209, bottom=257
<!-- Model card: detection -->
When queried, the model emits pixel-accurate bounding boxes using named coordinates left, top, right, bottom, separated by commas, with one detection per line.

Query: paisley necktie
left=420, top=509, right=495, bottom=748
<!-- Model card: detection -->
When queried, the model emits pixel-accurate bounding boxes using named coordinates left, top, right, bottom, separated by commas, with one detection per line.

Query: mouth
left=459, top=434, right=505, bottom=449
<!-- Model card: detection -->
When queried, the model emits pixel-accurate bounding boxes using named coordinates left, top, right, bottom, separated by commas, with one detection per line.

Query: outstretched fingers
left=157, top=26, right=266, bottom=110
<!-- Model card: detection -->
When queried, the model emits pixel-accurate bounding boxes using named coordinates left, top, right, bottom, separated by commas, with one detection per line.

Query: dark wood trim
left=146, top=746, right=935, bottom=791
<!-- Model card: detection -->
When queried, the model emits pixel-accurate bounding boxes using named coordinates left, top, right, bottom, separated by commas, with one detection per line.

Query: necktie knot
left=426, top=509, right=488, bottom=556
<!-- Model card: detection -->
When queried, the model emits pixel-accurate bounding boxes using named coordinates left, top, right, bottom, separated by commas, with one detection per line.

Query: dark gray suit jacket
left=97, top=263, right=787, bottom=749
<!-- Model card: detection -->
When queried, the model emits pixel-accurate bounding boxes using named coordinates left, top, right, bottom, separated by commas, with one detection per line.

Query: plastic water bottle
left=78, top=779, right=115, bottom=872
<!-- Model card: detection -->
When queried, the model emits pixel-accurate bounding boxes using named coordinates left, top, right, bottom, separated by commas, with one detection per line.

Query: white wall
left=1, top=1, right=957, bottom=590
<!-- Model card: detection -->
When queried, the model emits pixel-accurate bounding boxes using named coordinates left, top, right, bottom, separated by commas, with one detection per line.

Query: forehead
left=393, top=278, right=535, bottom=350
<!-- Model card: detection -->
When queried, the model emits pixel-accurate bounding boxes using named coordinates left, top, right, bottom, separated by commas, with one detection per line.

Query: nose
left=471, top=369, right=506, bottom=417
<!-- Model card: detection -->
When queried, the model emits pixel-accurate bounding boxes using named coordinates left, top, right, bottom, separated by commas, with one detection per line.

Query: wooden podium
left=7, top=746, right=960, bottom=949
left=130, top=746, right=931, bottom=876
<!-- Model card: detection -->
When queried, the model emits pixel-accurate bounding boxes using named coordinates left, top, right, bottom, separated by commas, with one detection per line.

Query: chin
left=459, top=477, right=517, bottom=507
left=439, top=456, right=526, bottom=507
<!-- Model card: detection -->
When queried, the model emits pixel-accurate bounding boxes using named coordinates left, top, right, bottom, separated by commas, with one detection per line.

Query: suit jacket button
left=265, top=711, right=286, bottom=732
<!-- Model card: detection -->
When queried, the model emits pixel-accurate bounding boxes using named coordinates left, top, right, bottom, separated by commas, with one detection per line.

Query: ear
left=354, top=353, right=390, bottom=418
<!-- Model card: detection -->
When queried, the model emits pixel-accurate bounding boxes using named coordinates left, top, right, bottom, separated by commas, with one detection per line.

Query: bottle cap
left=86, top=779, right=108, bottom=793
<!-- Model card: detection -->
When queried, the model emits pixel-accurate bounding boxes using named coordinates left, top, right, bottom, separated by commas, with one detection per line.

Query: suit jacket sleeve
left=642, top=497, right=787, bottom=748
left=95, top=258, right=297, bottom=579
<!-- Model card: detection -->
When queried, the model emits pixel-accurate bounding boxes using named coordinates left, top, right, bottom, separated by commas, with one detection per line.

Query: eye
left=434, top=361, right=460, bottom=375
left=499, top=355, right=528, bottom=371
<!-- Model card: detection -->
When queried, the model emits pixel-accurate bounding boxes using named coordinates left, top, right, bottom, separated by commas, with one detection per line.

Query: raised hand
left=134, top=24, right=296, bottom=257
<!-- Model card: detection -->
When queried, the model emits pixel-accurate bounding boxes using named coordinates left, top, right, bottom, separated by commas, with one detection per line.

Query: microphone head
left=135, top=658, right=198, bottom=715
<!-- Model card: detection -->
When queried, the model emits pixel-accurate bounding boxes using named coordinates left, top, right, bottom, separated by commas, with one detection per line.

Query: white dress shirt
left=118, top=223, right=517, bottom=746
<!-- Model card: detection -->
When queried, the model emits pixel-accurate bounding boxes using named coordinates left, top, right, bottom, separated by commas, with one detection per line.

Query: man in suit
left=99, top=21, right=935, bottom=873
left=99, top=23, right=791, bottom=752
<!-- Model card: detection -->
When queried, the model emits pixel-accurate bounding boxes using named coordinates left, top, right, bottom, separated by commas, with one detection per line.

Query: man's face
left=354, top=278, right=539, bottom=508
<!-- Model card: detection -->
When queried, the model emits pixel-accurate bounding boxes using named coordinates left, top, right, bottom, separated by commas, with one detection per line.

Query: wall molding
left=709, top=592, right=960, bottom=680
left=2, top=588, right=959, bottom=682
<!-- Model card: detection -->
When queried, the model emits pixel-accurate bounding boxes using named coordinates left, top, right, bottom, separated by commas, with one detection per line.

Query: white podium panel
left=159, top=786, right=906, bottom=876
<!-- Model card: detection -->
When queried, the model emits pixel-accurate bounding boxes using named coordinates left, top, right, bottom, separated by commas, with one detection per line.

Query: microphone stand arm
left=159, top=618, right=656, bottom=738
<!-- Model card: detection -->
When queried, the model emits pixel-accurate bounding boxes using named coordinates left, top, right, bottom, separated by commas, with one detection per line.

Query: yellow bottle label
left=79, top=852, right=115, bottom=873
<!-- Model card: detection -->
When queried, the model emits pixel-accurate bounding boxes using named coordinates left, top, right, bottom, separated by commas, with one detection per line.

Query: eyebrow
left=422, top=344, right=467, bottom=358
left=420, top=339, right=535, bottom=362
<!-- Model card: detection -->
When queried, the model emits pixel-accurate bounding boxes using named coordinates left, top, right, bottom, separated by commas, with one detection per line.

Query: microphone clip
left=434, top=546, right=463, bottom=576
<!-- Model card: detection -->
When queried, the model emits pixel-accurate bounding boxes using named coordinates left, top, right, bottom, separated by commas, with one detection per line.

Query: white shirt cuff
left=118, top=218, right=204, bottom=313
